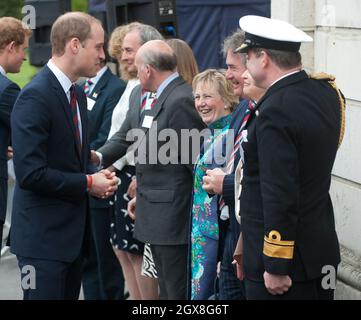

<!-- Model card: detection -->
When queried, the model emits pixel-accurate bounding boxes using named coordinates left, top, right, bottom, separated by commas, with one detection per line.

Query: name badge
left=142, top=115, right=154, bottom=129
left=87, top=97, right=96, bottom=111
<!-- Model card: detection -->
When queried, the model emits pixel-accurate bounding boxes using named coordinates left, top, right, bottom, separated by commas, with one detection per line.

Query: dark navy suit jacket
left=10, top=66, right=90, bottom=262
left=0, top=73, right=20, bottom=223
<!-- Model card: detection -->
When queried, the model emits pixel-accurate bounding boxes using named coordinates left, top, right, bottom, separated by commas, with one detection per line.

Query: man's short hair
left=129, top=24, right=163, bottom=45
left=51, top=12, right=101, bottom=56
left=108, top=22, right=163, bottom=80
left=0, top=17, right=32, bottom=52
left=253, top=47, right=302, bottom=69
left=222, top=29, right=246, bottom=64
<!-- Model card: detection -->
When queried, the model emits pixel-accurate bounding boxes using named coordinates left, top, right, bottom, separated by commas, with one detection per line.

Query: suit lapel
left=46, top=66, right=83, bottom=164
left=131, top=85, right=142, bottom=124
left=88, top=68, right=112, bottom=101
left=140, top=77, right=183, bottom=136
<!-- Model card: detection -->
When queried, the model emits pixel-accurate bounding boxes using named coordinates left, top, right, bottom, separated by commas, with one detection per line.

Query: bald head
left=136, top=40, right=177, bottom=72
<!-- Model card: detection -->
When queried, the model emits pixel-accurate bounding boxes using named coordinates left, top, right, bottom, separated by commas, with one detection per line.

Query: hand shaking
left=88, top=169, right=119, bottom=199
left=90, top=150, right=100, bottom=166
left=127, top=179, right=137, bottom=199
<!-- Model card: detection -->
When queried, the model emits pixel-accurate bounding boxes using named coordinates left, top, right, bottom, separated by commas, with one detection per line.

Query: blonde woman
left=190, top=69, right=238, bottom=300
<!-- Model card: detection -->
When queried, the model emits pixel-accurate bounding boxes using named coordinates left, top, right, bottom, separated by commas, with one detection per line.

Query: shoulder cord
left=309, top=72, right=346, bottom=148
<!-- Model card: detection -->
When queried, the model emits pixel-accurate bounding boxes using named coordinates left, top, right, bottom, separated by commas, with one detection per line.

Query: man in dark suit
left=235, top=15, right=344, bottom=299
left=81, top=56, right=126, bottom=299
left=10, top=12, right=118, bottom=300
left=0, top=17, right=32, bottom=255
left=92, top=40, right=205, bottom=299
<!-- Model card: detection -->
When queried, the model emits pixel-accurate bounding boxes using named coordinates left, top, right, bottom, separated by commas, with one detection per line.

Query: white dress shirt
left=108, top=78, right=140, bottom=138
left=0, top=65, right=6, bottom=76
left=105, top=78, right=140, bottom=170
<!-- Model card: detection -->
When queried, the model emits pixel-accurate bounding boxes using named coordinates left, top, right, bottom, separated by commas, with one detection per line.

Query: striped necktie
left=140, top=91, right=157, bottom=114
left=84, top=79, right=93, bottom=97
left=219, top=100, right=255, bottom=216
left=226, top=100, right=255, bottom=173
left=70, top=84, right=82, bottom=152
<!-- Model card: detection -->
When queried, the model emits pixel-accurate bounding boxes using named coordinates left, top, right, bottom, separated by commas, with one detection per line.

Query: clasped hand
left=89, top=169, right=119, bottom=199
left=202, top=168, right=226, bottom=195
left=263, top=272, right=292, bottom=295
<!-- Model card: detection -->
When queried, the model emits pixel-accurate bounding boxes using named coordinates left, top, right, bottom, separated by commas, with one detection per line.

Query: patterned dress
left=190, top=115, right=231, bottom=300
left=110, top=165, right=144, bottom=255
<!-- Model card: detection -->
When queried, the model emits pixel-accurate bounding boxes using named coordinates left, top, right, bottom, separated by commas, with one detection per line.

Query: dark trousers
left=0, top=177, right=7, bottom=253
left=245, top=277, right=334, bottom=300
left=151, top=244, right=188, bottom=300
left=82, top=228, right=101, bottom=299
left=17, top=254, right=83, bottom=300
left=219, top=229, right=246, bottom=300
left=82, top=207, right=125, bottom=300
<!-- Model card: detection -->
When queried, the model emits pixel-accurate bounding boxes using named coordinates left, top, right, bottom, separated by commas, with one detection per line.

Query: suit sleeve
left=90, top=84, right=125, bottom=150
left=11, top=88, right=87, bottom=202
left=168, top=93, right=206, bottom=174
left=256, top=102, right=299, bottom=275
left=97, top=86, right=136, bottom=168
left=0, top=82, right=20, bottom=128
left=222, top=173, right=235, bottom=207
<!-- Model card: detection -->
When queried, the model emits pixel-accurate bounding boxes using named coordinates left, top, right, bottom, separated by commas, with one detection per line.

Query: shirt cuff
left=95, top=151, right=103, bottom=170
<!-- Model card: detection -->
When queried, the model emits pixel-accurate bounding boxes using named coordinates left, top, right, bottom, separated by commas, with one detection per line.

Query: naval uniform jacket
left=239, top=70, right=342, bottom=281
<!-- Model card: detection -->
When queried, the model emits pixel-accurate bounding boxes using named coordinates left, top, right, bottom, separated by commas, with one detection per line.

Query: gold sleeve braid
left=263, top=231, right=295, bottom=259
left=309, top=72, right=346, bottom=148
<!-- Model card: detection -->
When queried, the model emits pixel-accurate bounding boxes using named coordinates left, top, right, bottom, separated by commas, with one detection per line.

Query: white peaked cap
left=235, top=15, right=313, bottom=53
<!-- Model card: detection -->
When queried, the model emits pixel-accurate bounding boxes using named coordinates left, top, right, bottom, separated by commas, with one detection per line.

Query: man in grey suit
left=92, top=40, right=205, bottom=299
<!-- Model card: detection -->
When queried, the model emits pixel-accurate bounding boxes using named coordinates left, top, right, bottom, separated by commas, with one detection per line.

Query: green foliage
left=0, top=0, right=24, bottom=19
left=72, top=0, right=88, bottom=12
